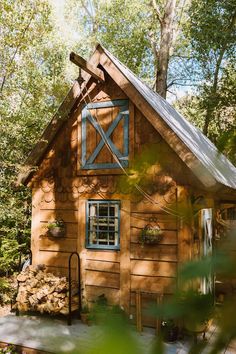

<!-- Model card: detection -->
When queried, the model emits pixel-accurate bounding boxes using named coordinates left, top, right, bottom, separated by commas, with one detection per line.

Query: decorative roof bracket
left=70, top=51, right=105, bottom=83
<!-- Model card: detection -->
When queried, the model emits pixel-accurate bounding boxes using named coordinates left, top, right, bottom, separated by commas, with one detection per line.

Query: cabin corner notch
left=80, top=99, right=129, bottom=170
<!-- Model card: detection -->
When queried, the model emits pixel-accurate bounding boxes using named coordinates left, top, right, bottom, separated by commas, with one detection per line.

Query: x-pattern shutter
left=81, top=99, right=129, bottom=170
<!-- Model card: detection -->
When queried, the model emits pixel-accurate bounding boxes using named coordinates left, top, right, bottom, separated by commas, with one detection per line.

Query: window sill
left=86, top=245, right=120, bottom=251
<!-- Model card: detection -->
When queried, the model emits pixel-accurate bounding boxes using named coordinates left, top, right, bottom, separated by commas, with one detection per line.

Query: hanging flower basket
left=47, top=219, right=66, bottom=238
left=140, top=224, right=163, bottom=245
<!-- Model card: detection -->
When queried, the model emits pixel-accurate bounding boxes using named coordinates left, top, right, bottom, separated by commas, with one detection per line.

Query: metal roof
left=104, top=47, right=236, bottom=189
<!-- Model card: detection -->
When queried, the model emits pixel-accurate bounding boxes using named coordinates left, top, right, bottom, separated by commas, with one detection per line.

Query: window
left=86, top=200, right=120, bottom=250
left=81, top=100, right=129, bottom=170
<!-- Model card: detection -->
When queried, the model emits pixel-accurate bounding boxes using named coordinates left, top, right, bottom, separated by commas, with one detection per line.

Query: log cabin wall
left=30, top=75, right=194, bottom=326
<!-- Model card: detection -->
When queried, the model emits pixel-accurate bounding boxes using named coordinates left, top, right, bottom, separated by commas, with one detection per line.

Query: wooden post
left=156, top=294, right=163, bottom=336
left=31, top=188, right=44, bottom=265
left=120, top=199, right=131, bottom=314
left=77, top=199, right=87, bottom=307
left=136, top=291, right=142, bottom=333
left=177, top=186, right=193, bottom=290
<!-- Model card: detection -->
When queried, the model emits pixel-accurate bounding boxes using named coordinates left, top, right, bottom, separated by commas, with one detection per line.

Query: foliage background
left=0, top=1, right=236, bottom=352
left=0, top=0, right=235, bottom=274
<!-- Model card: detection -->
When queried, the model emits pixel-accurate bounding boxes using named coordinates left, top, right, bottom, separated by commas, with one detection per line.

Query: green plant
left=45, top=219, right=66, bottom=238
left=0, top=278, right=14, bottom=305
left=81, top=305, right=89, bottom=314
left=140, top=224, right=163, bottom=245
left=46, top=219, right=65, bottom=230
left=0, top=344, right=18, bottom=354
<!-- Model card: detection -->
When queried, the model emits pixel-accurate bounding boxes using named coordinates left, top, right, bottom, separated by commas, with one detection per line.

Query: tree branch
left=80, top=0, right=93, bottom=20
left=80, top=0, right=98, bottom=33
left=171, top=0, right=188, bottom=52
left=148, top=30, right=159, bottom=61
left=151, top=0, right=163, bottom=25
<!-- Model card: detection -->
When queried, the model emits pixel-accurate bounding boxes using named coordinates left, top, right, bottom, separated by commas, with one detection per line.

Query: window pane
left=99, top=204, right=109, bottom=217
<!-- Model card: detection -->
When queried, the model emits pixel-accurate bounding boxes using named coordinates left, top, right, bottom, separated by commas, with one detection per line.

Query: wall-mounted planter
left=140, top=224, right=163, bottom=245
left=47, top=220, right=66, bottom=238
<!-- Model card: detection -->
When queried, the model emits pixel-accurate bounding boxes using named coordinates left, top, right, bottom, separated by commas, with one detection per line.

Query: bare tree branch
left=80, top=0, right=98, bottom=33
left=151, top=0, right=163, bottom=25
left=171, top=0, right=188, bottom=53
left=80, top=0, right=93, bottom=20
left=148, top=30, right=159, bottom=61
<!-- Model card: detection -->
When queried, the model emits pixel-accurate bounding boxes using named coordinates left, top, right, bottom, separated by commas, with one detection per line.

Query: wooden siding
left=29, top=70, right=198, bottom=330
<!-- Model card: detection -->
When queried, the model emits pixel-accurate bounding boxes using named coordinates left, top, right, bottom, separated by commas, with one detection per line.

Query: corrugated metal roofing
left=104, top=47, right=236, bottom=189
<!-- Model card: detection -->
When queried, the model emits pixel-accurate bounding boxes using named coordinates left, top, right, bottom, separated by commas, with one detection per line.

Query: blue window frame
left=81, top=99, right=129, bottom=170
left=86, top=200, right=120, bottom=250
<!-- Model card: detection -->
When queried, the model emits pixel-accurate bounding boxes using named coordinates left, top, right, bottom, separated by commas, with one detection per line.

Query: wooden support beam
left=70, top=51, right=105, bottom=83
left=120, top=200, right=131, bottom=314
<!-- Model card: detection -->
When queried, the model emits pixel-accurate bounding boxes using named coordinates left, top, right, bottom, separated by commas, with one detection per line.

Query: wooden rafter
left=70, top=52, right=105, bottom=83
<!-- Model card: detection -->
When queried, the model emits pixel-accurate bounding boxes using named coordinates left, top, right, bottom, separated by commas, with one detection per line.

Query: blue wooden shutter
left=81, top=99, right=129, bottom=170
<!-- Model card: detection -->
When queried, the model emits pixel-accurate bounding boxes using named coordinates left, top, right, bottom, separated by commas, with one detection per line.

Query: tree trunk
left=203, top=10, right=236, bottom=137
left=155, top=0, right=176, bottom=98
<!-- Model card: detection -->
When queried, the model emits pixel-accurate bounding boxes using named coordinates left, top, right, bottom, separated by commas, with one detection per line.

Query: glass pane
left=99, top=204, right=109, bottom=217
left=89, top=231, right=97, bottom=244
left=89, top=204, right=97, bottom=217
left=109, top=205, right=115, bottom=217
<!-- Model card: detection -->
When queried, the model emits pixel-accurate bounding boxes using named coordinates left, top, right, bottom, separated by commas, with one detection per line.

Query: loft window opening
left=81, top=99, right=129, bottom=170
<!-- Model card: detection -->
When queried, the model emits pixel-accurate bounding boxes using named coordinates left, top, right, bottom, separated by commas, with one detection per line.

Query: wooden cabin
left=18, top=44, right=236, bottom=324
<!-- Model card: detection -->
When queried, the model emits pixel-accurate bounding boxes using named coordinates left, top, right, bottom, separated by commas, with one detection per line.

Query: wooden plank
left=46, top=265, right=76, bottom=280
left=131, top=212, right=177, bottom=230
left=177, top=187, right=192, bottom=273
left=130, top=292, right=164, bottom=328
left=86, top=260, right=120, bottom=273
left=136, top=291, right=142, bottom=333
left=110, top=105, right=124, bottom=164
left=95, top=106, right=114, bottom=164
left=130, top=291, right=167, bottom=305
left=37, top=250, right=77, bottom=269
left=86, top=285, right=120, bottom=305
left=130, top=308, right=156, bottom=328
left=86, top=249, right=120, bottom=262
left=39, top=209, right=78, bottom=223
left=131, top=229, right=177, bottom=245
left=131, top=200, right=178, bottom=214
left=130, top=243, right=177, bottom=262
left=131, top=275, right=175, bottom=294
left=131, top=260, right=177, bottom=277
left=31, top=193, right=40, bottom=266
left=62, top=222, right=78, bottom=239
left=37, top=222, right=77, bottom=239
left=70, top=52, right=105, bottom=82
left=39, top=199, right=79, bottom=210
left=39, top=236, right=77, bottom=253
left=120, top=200, right=131, bottom=313
left=85, top=270, right=120, bottom=289
left=78, top=199, right=87, bottom=307
left=86, top=107, right=98, bottom=164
